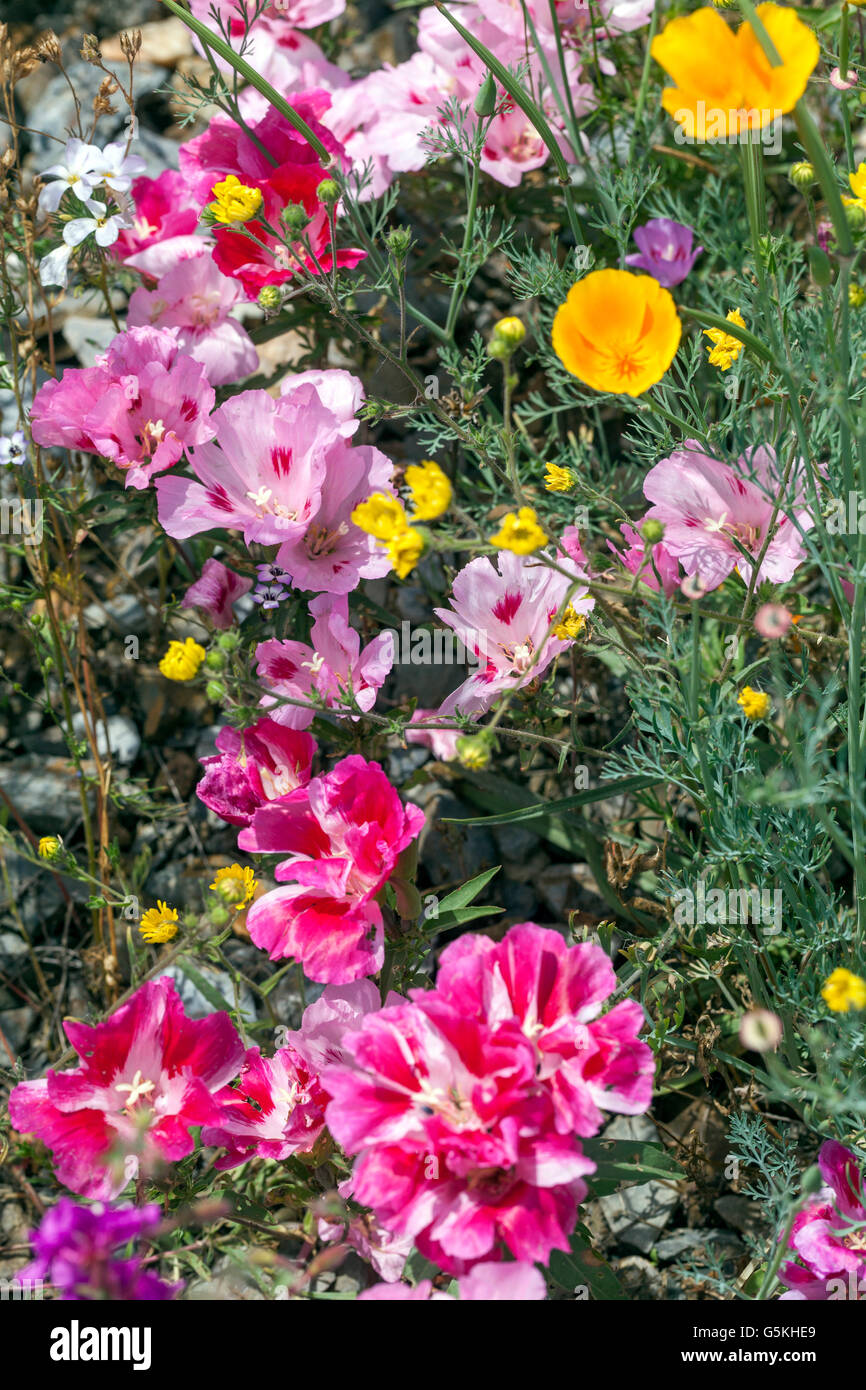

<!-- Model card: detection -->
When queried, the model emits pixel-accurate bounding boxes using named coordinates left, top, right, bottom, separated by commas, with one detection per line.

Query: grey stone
left=407, top=784, right=498, bottom=889
left=71, top=711, right=140, bottom=765
left=28, top=61, right=169, bottom=159
left=158, top=963, right=256, bottom=1024
left=60, top=315, right=118, bottom=366
left=386, top=745, right=429, bottom=783
left=84, top=593, right=148, bottom=632
left=0, top=759, right=89, bottom=834
left=654, top=1228, right=742, bottom=1262
left=597, top=1116, right=679, bottom=1254
left=0, top=1007, right=35, bottom=1055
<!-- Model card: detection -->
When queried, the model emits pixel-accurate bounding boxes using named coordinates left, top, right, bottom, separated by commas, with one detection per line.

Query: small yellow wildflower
left=544, top=462, right=574, bottom=493
left=208, top=174, right=262, bottom=225
left=139, top=900, right=179, bottom=944
left=737, top=685, right=771, bottom=720
left=846, top=162, right=866, bottom=213
left=552, top=606, right=586, bottom=641
left=37, top=835, right=62, bottom=860
left=821, top=967, right=866, bottom=1013
left=489, top=507, right=546, bottom=555
left=491, top=316, right=526, bottom=349
left=351, top=493, right=409, bottom=541
left=405, top=461, right=452, bottom=521
left=456, top=734, right=492, bottom=771
left=159, top=637, right=207, bottom=681
left=210, top=864, right=258, bottom=907
left=386, top=528, right=425, bottom=580
left=851, top=283, right=866, bottom=309
left=704, top=308, right=746, bottom=371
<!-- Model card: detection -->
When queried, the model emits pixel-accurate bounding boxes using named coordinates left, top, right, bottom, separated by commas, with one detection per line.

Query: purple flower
left=625, top=218, right=702, bottom=288
left=23, top=1198, right=181, bottom=1301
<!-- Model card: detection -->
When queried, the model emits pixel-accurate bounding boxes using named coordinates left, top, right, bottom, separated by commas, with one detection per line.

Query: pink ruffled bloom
left=608, top=523, right=681, bottom=596
left=323, top=991, right=595, bottom=1273
left=30, top=327, right=215, bottom=490
left=196, top=717, right=316, bottom=828
left=128, top=252, right=259, bottom=387
left=240, top=755, right=424, bottom=983
left=255, top=593, right=394, bottom=730
left=181, top=557, right=252, bottom=629
left=179, top=99, right=364, bottom=299
left=359, top=1260, right=546, bottom=1300
left=640, top=440, right=814, bottom=592
left=429, top=923, right=654, bottom=1136
left=8, top=978, right=245, bottom=1199
left=780, top=1142, right=866, bottom=1300
left=405, top=710, right=462, bottom=762
left=435, top=549, right=594, bottom=719
left=111, top=168, right=205, bottom=269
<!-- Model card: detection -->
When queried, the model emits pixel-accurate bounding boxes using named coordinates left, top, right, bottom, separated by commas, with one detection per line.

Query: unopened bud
left=474, top=72, right=497, bottom=118
left=281, top=202, right=311, bottom=235
left=789, top=161, right=815, bottom=191
left=317, top=178, right=340, bottom=206
left=641, top=518, right=665, bottom=545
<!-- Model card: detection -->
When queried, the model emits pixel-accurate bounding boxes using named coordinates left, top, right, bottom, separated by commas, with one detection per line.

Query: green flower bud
left=281, top=202, right=311, bottom=235
left=846, top=203, right=866, bottom=235
left=641, top=518, right=665, bottom=545
left=205, top=649, right=225, bottom=671
left=317, top=178, right=340, bottom=206
left=208, top=903, right=231, bottom=928
left=216, top=631, right=242, bottom=652
left=789, top=161, right=815, bottom=191
left=474, top=72, right=497, bottom=118
left=386, top=226, right=412, bottom=260
left=205, top=679, right=226, bottom=703
left=257, top=285, right=283, bottom=313
left=492, top=316, right=526, bottom=349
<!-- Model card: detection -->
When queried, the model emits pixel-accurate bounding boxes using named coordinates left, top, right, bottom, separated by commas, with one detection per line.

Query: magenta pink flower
left=181, top=558, right=252, bottom=629
left=358, top=1260, right=546, bottom=1300
left=780, top=1142, right=866, bottom=1300
left=24, top=1198, right=180, bottom=1301
left=30, top=327, right=216, bottom=490
left=608, top=523, right=681, bottom=596
left=8, top=978, right=245, bottom=1199
left=196, top=717, right=316, bottom=828
left=435, top=549, right=593, bottom=719
left=641, top=440, right=814, bottom=592
left=429, top=923, right=654, bottom=1137
left=111, top=168, right=205, bottom=268
left=202, top=1045, right=329, bottom=1170
left=255, top=594, right=394, bottom=730
left=324, top=992, right=594, bottom=1273
left=240, top=755, right=424, bottom=983
left=128, top=252, right=258, bottom=387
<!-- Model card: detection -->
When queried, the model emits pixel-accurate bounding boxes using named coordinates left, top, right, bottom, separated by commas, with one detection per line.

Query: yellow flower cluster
left=704, top=309, right=746, bottom=371
left=544, top=462, right=574, bottom=493
left=159, top=637, right=207, bottom=682
left=208, top=174, right=262, bottom=225
left=489, top=507, right=547, bottom=555
left=821, top=968, right=866, bottom=1013
left=552, top=606, right=586, bottom=641
left=737, top=686, right=771, bottom=720
left=37, top=835, right=62, bottom=859
left=139, top=900, right=179, bottom=944
left=351, top=461, right=452, bottom=580
left=210, top=864, right=259, bottom=907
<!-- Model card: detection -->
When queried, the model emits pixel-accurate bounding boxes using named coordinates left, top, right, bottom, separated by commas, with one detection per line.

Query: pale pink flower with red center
left=181, top=558, right=252, bottom=629
left=405, top=710, right=462, bottom=762
left=324, top=993, right=594, bottom=1273
left=155, top=386, right=329, bottom=547
left=608, top=522, right=681, bottom=596
left=30, top=327, right=215, bottom=490
left=128, top=252, right=258, bottom=386
left=196, top=718, right=316, bottom=828
left=434, top=549, right=593, bottom=720
left=358, top=1260, right=546, bottom=1300
left=427, top=923, right=654, bottom=1136
left=640, top=441, right=815, bottom=592
left=254, top=594, right=394, bottom=731
left=8, top=978, right=245, bottom=1199
left=780, top=1142, right=866, bottom=1300
left=240, top=755, right=424, bottom=983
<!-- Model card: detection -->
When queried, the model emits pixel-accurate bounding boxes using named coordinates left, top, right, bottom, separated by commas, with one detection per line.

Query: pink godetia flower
left=191, top=0, right=346, bottom=30
left=181, top=557, right=253, bottom=630
left=830, top=66, right=859, bottom=92
left=625, top=217, right=702, bottom=288
left=255, top=593, right=394, bottom=731
left=429, top=923, right=654, bottom=1137
left=179, top=98, right=363, bottom=299
left=319, top=1187, right=415, bottom=1284
left=434, top=549, right=594, bottom=720
left=8, top=978, right=245, bottom=1199
left=111, top=168, right=205, bottom=271
left=358, top=1260, right=546, bottom=1300
left=780, top=1142, right=866, bottom=1300
left=128, top=252, right=259, bottom=386
left=23, top=1199, right=180, bottom=1301
left=240, top=755, right=424, bottom=983
left=30, top=327, right=215, bottom=490
left=754, top=602, right=793, bottom=639
left=323, top=992, right=595, bottom=1273
left=196, top=717, right=316, bottom=828
left=640, top=441, right=815, bottom=592
left=608, top=523, right=681, bottom=596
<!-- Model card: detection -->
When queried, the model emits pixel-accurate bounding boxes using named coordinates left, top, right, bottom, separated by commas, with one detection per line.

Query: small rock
left=597, top=1115, right=679, bottom=1254
left=714, top=1194, right=763, bottom=1236
left=101, top=16, right=193, bottom=68
left=61, top=315, right=118, bottom=366
left=71, top=712, right=141, bottom=766
left=0, top=1007, right=35, bottom=1056
left=158, top=964, right=256, bottom=1024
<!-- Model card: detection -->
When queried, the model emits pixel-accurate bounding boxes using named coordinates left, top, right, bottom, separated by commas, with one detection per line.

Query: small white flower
left=37, top=138, right=102, bottom=215
left=86, top=140, right=146, bottom=196
left=39, top=243, right=73, bottom=288
left=0, top=430, right=27, bottom=466
left=63, top=199, right=130, bottom=250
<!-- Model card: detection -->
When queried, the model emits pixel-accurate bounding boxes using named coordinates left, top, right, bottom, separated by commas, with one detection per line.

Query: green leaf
left=582, top=1137, right=682, bottom=1185
left=443, top=774, right=658, bottom=827
left=177, top=959, right=234, bottom=1014
left=426, top=904, right=504, bottom=933
left=547, top=1224, right=627, bottom=1300
left=435, top=865, right=501, bottom=912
